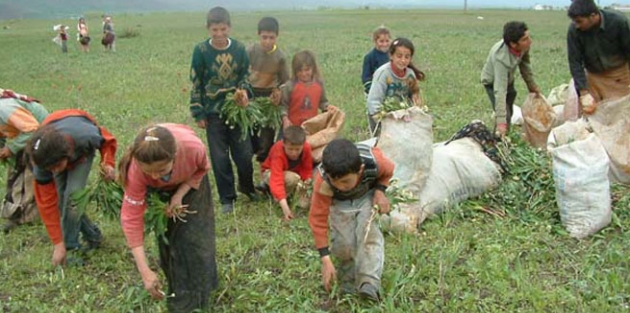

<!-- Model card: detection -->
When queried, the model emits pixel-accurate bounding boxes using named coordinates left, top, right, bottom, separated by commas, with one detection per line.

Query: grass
left=1, top=8, right=630, bottom=312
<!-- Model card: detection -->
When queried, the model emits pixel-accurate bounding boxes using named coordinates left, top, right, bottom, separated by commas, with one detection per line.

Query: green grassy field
left=1, top=8, right=630, bottom=312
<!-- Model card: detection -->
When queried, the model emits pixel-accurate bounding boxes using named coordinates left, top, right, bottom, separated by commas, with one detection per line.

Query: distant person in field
left=26, top=109, right=117, bottom=267
left=366, top=37, right=425, bottom=135
left=361, top=25, right=391, bottom=96
left=54, top=24, right=69, bottom=53
left=567, top=0, right=630, bottom=114
left=102, top=15, right=116, bottom=52
left=119, top=124, right=217, bottom=311
left=481, top=21, right=539, bottom=137
left=280, top=50, right=337, bottom=130
left=257, top=126, right=312, bottom=222
left=247, top=16, right=290, bottom=164
left=189, top=6, right=259, bottom=214
left=0, top=89, right=49, bottom=233
left=77, top=17, right=90, bottom=53
left=309, top=139, right=394, bottom=302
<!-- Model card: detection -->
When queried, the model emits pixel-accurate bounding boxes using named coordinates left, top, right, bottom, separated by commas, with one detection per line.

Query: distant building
left=533, top=4, right=553, bottom=10
left=610, top=3, right=630, bottom=12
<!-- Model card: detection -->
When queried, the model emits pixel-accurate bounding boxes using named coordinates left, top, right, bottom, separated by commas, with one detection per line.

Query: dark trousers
left=251, top=126, right=276, bottom=163
left=484, top=83, right=517, bottom=128
left=205, top=113, right=255, bottom=204
left=158, top=176, right=218, bottom=313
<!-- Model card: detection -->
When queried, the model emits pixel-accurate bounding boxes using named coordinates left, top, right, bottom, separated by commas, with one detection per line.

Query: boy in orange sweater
left=309, top=139, right=394, bottom=301
left=259, top=126, right=312, bottom=221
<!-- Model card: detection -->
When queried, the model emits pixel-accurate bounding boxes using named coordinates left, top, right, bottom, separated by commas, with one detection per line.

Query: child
left=77, top=17, right=90, bottom=53
left=309, top=138, right=394, bottom=301
left=102, top=15, right=115, bottom=52
left=247, top=16, right=290, bottom=163
left=25, top=109, right=117, bottom=266
left=119, top=124, right=217, bottom=312
left=189, top=6, right=258, bottom=214
left=0, top=89, right=49, bottom=233
left=361, top=26, right=391, bottom=95
left=258, top=126, right=312, bottom=221
left=366, top=37, right=426, bottom=135
left=54, top=24, right=69, bottom=53
left=281, top=50, right=336, bottom=130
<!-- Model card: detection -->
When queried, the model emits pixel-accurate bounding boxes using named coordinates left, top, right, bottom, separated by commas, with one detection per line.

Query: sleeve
left=318, top=83, right=329, bottom=111
left=33, top=169, right=62, bottom=244
left=120, top=162, right=149, bottom=248
left=366, top=68, right=388, bottom=115
left=297, top=143, right=313, bottom=180
left=189, top=44, right=207, bottom=122
left=372, top=147, right=395, bottom=186
left=362, top=53, right=372, bottom=91
left=492, top=60, right=510, bottom=125
left=5, top=107, right=40, bottom=154
left=518, top=51, right=538, bottom=92
left=98, top=125, right=117, bottom=168
left=280, top=81, right=293, bottom=117
left=269, top=154, right=288, bottom=201
left=567, top=27, right=588, bottom=92
left=308, top=174, right=333, bottom=249
left=185, top=148, right=210, bottom=190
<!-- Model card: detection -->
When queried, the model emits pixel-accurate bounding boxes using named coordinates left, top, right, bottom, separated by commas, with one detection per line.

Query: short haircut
left=206, top=6, right=231, bottom=27
left=373, top=25, right=390, bottom=40
left=503, top=21, right=528, bottom=46
left=568, top=0, right=599, bottom=18
left=283, top=126, right=306, bottom=145
left=322, top=139, right=362, bottom=179
left=26, top=125, right=72, bottom=169
left=258, top=17, right=279, bottom=35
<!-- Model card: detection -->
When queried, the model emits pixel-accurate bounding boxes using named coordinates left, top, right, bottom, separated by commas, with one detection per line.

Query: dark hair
left=26, top=125, right=72, bottom=169
left=389, top=37, right=426, bottom=81
left=322, top=139, right=362, bottom=179
left=292, top=50, right=322, bottom=82
left=283, top=126, right=306, bottom=145
left=568, top=0, right=599, bottom=18
left=372, top=25, right=390, bottom=40
left=206, top=6, right=231, bottom=27
left=503, top=21, right=528, bottom=46
left=118, top=125, right=177, bottom=186
left=258, top=17, right=279, bottom=35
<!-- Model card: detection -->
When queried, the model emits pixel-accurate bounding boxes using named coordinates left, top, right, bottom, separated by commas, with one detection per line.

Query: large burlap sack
left=564, top=79, right=580, bottom=122
left=302, top=108, right=345, bottom=163
left=380, top=138, right=502, bottom=233
left=586, top=94, right=630, bottom=184
left=521, top=93, right=556, bottom=149
left=552, top=105, right=565, bottom=128
left=547, top=83, right=570, bottom=106
left=377, top=107, right=433, bottom=192
left=548, top=124, right=611, bottom=239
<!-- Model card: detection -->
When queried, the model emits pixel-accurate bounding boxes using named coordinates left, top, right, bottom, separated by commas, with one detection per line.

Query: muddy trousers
left=157, top=176, right=218, bottom=312
left=330, top=189, right=384, bottom=292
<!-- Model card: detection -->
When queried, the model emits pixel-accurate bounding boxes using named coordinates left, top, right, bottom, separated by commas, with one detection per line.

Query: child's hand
left=52, top=242, right=67, bottom=267
left=0, top=147, right=12, bottom=159
left=234, top=89, right=249, bottom=107
left=282, top=117, right=292, bottom=130
left=373, top=189, right=391, bottom=214
left=196, top=120, right=207, bottom=129
left=279, top=199, right=294, bottom=222
left=270, top=88, right=282, bottom=106
left=326, top=105, right=338, bottom=114
left=321, top=255, right=337, bottom=292
left=100, top=164, right=116, bottom=181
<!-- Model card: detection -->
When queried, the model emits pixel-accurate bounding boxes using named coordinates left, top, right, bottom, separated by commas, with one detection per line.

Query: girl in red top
left=280, top=50, right=337, bottom=129
left=118, top=124, right=216, bottom=312
left=26, top=109, right=117, bottom=266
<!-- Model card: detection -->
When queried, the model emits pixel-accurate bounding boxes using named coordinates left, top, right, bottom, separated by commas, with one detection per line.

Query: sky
left=372, top=0, right=630, bottom=8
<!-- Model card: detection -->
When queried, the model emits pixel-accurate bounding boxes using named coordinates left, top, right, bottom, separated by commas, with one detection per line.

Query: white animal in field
left=477, top=16, right=484, bottom=20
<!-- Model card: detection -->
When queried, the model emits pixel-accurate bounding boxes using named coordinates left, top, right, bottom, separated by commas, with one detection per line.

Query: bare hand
left=270, top=88, right=282, bottom=106
left=101, top=164, right=116, bottom=181
left=326, top=105, right=338, bottom=114
left=52, top=243, right=67, bottom=267
left=141, top=270, right=164, bottom=300
left=580, top=94, right=596, bottom=114
left=495, top=123, right=508, bottom=137
left=0, top=147, right=12, bottom=159
left=196, top=119, right=207, bottom=129
left=373, top=189, right=391, bottom=214
left=234, top=89, right=249, bottom=107
left=321, top=256, right=337, bottom=292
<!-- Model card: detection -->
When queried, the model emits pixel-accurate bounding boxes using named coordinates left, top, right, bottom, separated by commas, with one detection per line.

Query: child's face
left=375, top=34, right=391, bottom=53
left=258, top=31, right=278, bottom=52
left=390, top=46, right=412, bottom=72
left=297, top=65, right=314, bottom=83
left=208, top=22, right=231, bottom=46
left=47, top=158, right=69, bottom=174
left=283, top=142, right=304, bottom=161
left=328, top=165, right=364, bottom=192
left=139, top=159, right=174, bottom=180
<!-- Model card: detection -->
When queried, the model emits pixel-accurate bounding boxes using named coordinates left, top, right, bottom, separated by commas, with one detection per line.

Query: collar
left=391, top=65, right=406, bottom=78
left=266, top=44, right=277, bottom=55
left=598, top=10, right=606, bottom=30
left=208, top=38, right=232, bottom=50
left=508, top=46, right=522, bottom=58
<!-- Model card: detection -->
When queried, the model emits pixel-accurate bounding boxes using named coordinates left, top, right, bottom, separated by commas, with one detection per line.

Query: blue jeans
left=205, top=114, right=255, bottom=205
left=54, top=155, right=101, bottom=250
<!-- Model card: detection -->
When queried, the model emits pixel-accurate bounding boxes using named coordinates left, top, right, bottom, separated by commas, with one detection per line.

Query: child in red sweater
left=259, top=126, right=313, bottom=221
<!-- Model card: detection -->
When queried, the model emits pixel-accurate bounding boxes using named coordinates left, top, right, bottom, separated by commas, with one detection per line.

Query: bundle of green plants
left=253, top=96, right=282, bottom=130
left=71, top=178, right=123, bottom=220
left=220, top=92, right=263, bottom=141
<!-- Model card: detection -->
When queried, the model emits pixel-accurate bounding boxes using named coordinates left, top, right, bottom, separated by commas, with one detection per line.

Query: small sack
left=79, top=36, right=91, bottom=45
left=1, top=162, right=39, bottom=224
left=521, top=93, right=556, bottom=149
